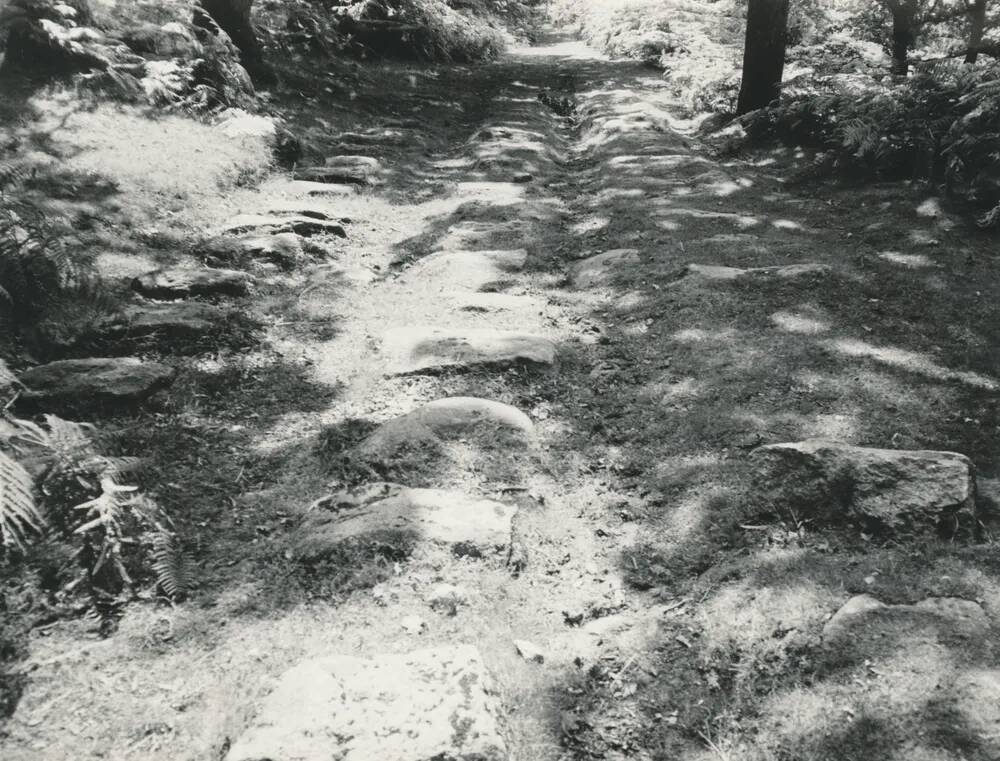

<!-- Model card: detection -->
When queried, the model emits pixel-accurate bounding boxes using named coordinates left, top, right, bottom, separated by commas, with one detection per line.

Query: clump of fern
left=0, top=388, right=185, bottom=633
left=738, top=60, right=1000, bottom=220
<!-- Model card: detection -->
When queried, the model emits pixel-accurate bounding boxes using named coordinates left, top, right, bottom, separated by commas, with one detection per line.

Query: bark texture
left=736, top=0, right=791, bottom=115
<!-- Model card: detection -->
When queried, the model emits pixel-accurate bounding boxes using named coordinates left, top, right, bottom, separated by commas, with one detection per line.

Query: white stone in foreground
left=226, top=645, right=507, bottom=761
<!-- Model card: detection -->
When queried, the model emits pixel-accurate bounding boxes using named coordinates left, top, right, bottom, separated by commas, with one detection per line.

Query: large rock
left=98, top=302, right=225, bottom=342
left=226, top=645, right=506, bottom=761
left=570, top=249, right=640, bottom=288
left=381, top=327, right=557, bottom=375
left=19, top=357, right=175, bottom=410
left=402, top=249, right=527, bottom=291
left=823, top=594, right=991, bottom=652
left=293, top=482, right=517, bottom=561
left=220, top=214, right=347, bottom=238
left=359, top=397, right=534, bottom=461
left=131, top=267, right=252, bottom=299
left=753, top=439, right=976, bottom=533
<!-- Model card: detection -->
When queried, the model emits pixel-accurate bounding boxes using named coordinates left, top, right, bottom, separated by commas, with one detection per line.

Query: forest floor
left=3, top=20, right=1000, bottom=761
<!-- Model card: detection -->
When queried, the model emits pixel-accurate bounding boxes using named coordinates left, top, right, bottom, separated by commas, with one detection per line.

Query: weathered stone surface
left=95, top=303, right=225, bottom=346
left=220, top=214, right=346, bottom=238
left=823, top=594, right=991, bottom=649
left=336, top=129, right=412, bottom=146
left=382, top=327, right=557, bottom=375
left=225, top=645, right=507, bottom=761
left=293, top=482, right=517, bottom=560
left=19, top=357, right=175, bottom=409
left=199, top=233, right=306, bottom=269
left=131, top=267, right=252, bottom=299
left=295, top=156, right=380, bottom=186
left=753, top=439, right=976, bottom=533
left=281, top=179, right=357, bottom=197
left=683, top=262, right=831, bottom=281
left=570, top=249, right=641, bottom=287
left=359, top=397, right=534, bottom=460
left=403, top=249, right=527, bottom=291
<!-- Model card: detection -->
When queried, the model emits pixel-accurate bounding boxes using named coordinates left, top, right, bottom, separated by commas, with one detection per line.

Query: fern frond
left=151, top=531, right=186, bottom=600
left=0, top=450, right=44, bottom=552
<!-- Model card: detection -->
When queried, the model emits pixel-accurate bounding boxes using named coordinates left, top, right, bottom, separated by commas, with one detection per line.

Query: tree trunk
left=198, top=0, right=273, bottom=85
left=889, top=2, right=916, bottom=75
left=965, top=0, right=987, bottom=63
left=736, top=0, right=791, bottom=115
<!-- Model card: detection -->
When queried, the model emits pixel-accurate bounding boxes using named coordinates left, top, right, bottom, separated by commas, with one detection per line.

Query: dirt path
left=6, top=21, right=1000, bottom=761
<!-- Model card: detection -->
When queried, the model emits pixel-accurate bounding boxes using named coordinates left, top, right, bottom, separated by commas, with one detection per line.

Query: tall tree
left=197, top=0, right=273, bottom=85
left=736, top=0, right=791, bottom=115
left=965, top=0, right=988, bottom=62
left=880, top=0, right=919, bottom=74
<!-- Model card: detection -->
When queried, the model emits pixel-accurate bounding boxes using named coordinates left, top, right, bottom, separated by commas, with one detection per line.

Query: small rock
left=401, top=615, right=427, bottom=634
left=513, top=172, right=533, bottom=183
left=281, top=179, right=357, bottom=197
left=513, top=639, right=544, bottom=663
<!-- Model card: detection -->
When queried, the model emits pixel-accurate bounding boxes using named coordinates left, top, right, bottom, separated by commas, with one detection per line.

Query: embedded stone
left=382, top=327, right=555, bottom=375
left=220, top=214, right=346, bottom=238
left=95, top=302, right=225, bottom=345
left=359, top=397, right=534, bottom=460
left=19, top=357, right=175, bottom=409
left=131, top=267, right=252, bottom=299
left=197, top=233, right=306, bottom=269
left=402, top=249, right=527, bottom=291
left=281, top=180, right=357, bottom=197
left=225, top=645, right=506, bottom=761
left=823, top=594, right=990, bottom=653
left=753, top=439, right=976, bottom=533
left=293, top=482, right=517, bottom=561
left=570, top=249, right=641, bottom=287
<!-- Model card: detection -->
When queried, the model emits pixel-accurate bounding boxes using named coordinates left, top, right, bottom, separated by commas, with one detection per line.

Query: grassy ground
left=1, top=10, right=999, bottom=761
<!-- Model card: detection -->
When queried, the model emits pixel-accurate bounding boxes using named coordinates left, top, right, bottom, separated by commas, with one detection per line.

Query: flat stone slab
left=403, top=249, right=527, bottom=291
left=359, top=397, right=534, bottom=460
left=753, top=439, right=976, bottom=533
left=382, top=327, right=556, bottom=375
left=131, top=267, right=252, bottom=299
left=293, top=482, right=517, bottom=560
left=281, top=180, right=357, bottom=197
left=97, top=302, right=226, bottom=342
left=226, top=645, right=506, bottom=761
left=294, top=156, right=381, bottom=186
left=19, top=357, right=175, bottom=409
left=570, top=249, right=640, bottom=287
left=220, top=214, right=346, bottom=238
left=683, top=262, right=831, bottom=281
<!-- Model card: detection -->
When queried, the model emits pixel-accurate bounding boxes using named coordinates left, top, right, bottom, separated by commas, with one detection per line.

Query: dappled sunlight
left=878, top=250, right=935, bottom=268
left=770, top=310, right=831, bottom=335
left=672, top=326, right=739, bottom=343
left=771, top=218, right=804, bottom=231
left=829, top=337, right=999, bottom=390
